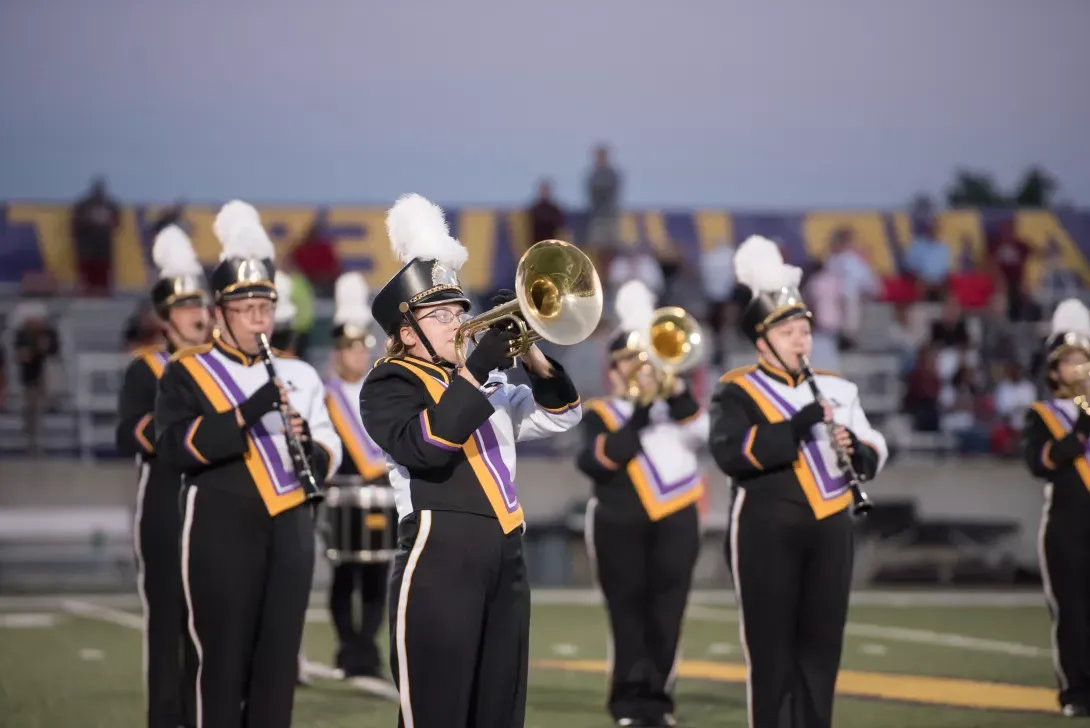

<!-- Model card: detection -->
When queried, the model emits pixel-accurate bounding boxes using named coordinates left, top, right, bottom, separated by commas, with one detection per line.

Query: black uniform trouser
left=181, top=485, right=315, bottom=728
left=587, top=499, right=700, bottom=721
left=1040, top=486, right=1090, bottom=707
left=136, top=465, right=198, bottom=728
left=728, top=489, right=853, bottom=728
left=387, top=510, right=530, bottom=728
left=329, top=561, right=389, bottom=676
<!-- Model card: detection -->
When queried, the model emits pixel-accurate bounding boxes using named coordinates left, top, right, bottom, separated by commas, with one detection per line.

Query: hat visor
left=218, top=283, right=277, bottom=303
left=412, top=288, right=471, bottom=312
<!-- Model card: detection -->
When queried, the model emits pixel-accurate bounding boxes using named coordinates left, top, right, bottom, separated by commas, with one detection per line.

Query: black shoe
left=1064, top=703, right=1090, bottom=717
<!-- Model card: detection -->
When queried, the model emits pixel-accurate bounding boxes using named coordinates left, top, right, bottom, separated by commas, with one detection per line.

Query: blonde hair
left=385, top=335, right=409, bottom=359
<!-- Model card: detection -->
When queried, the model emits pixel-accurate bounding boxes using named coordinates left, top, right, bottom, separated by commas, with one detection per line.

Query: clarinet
left=798, top=355, right=872, bottom=517
left=256, top=333, right=324, bottom=505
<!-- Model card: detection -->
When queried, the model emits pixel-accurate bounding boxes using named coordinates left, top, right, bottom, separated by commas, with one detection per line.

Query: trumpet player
left=154, top=200, right=342, bottom=728
left=1024, top=298, right=1090, bottom=718
left=576, top=280, right=708, bottom=728
left=709, top=236, right=887, bottom=728
left=359, top=194, right=587, bottom=728
left=115, top=224, right=206, bottom=728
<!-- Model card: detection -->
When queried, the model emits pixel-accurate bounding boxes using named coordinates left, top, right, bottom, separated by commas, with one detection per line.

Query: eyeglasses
left=419, top=308, right=469, bottom=325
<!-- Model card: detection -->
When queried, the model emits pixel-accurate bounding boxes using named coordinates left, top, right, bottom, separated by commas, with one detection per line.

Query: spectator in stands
left=986, top=219, right=1034, bottom=321
left=903, top=218, right=950, bottom=302
left=0, top=321, right=6, bottom=411
left=70, top=177, right=120, bottom=296
left=888, top=303, right=930, bottom=374
left=939, top=362, right=991, bottom=453
left=584, top=144, right=622, bottom=268
left=606, top=244, right=664, bottom=301
left=700, top=238, right=735, bottom=367
left=1036, top=240, right=1084, bottom=318
left=278, top=255, right=316, bottom=360
left=803, top=261, right=843, bottom=369
left=291, top=210, right=341, bottom=297
left=12, top=302, right=59, bottom=455
left=824, top=227, right=880, bottom=350
left=903, top=343, right=942, bottom=431
left=977, top=292, right=1020, bottom=383
left=993, top=362, right=1036, bottom=431
left=528, top=179, right=565, bottom=245
left=930, top=295, right=971, bottom=348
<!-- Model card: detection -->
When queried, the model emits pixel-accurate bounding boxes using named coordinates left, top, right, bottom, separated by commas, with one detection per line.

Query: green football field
left=0, top=591, right=1071, bottom=727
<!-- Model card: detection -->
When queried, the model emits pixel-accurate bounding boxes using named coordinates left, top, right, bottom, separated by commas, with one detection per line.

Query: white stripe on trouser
left=180, top=486, right=205, bottom=728
left=729, top=489, right=754, bottom=728
left=133, top=459, right=150, bottom=712
left=395, top=509, right=433, bottom=728
left=1038, top=483, right=1069, bottom=691
left=583, top=498, right=614, bottom=689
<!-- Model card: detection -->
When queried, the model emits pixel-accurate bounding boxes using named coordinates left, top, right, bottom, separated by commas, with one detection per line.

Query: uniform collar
left=213, top=332, right=261, bottom=367
left=758, top=360, right=805, bottom=388
left=398, top=353, right=453, bottom=384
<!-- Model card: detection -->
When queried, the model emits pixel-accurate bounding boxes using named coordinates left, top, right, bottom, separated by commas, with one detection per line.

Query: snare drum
left=320, top=479, right=398, bottom=564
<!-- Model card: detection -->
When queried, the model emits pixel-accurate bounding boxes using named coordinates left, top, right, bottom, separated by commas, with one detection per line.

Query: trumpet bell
left=646, top=306, right=704, bottom=374
left=516, top=239, right=603, bottom=346
left=454, top=239, right=603, bottom=362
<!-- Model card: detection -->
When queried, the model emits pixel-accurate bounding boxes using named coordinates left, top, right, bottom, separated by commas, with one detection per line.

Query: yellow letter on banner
left=113, top=208, right=148, bottom=291
left=326, top=207, right=402, bottom=286
left=1017, top=211, right=1090, bottom=286
left=6, top=204, right=77, bottom=287
left=694, top=210, right=733, bottom=252
left=801, top=212, right=895, bottom=276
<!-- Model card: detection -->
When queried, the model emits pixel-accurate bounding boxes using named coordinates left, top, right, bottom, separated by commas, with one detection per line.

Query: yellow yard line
left=533, top=659, right=1058, bottom=715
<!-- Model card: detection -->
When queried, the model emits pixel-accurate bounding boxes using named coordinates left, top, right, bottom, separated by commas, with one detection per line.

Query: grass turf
left=0, top=598, right=1070, bottom=727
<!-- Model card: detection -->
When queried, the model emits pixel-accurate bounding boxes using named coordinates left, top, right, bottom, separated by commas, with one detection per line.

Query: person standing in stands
left=115, top=224, right=208, bottom=728
left=70, top=177, right=120, bottom=295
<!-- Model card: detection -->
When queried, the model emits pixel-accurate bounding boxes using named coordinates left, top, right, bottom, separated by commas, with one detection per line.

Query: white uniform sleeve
left=677, top=409, right=710, bottom=448
left=504, top=383, right=583, bottom=442
left=304, top=370, right=343, bottom=480
left=848, top=390, right=888, bottom=474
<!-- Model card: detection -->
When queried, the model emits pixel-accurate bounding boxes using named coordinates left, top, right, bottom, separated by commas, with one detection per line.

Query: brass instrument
left=798, top=355, right=872, bottom=516
left=1070, top=362, right=1090, bottom=414
left=621, top=306, right=705, bottom=405
left=454, top=239, right=603, bottom=363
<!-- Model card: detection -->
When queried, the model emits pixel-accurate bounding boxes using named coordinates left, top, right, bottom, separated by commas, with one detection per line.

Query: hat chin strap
left=760, top=334, right=800, bottom=376
left=398, top=303, right=445, bottom=366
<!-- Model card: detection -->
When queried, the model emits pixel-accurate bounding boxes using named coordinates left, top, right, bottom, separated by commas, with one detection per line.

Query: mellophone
left=319, top=476, right=399, bottom=564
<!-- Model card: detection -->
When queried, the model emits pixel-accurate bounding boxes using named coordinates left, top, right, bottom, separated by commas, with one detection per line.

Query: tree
left=943, top=166, right=1059, bottom=209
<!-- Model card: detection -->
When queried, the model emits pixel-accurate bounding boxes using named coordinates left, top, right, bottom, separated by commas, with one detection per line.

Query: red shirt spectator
left=292, top=215, right=340, bottom=296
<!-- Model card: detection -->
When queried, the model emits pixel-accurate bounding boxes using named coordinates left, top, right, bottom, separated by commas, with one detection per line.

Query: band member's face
left=610, top=355, right=657, bottom=397
left=1058, top=350, right=1090, bottom=386
left=167, top=302, right=210, bottom=346
left=760, top=318, right=812, bottom=371
left=336, top=341, right=371, bottom=379
left=219, top=298, right=275, bottom=354
left=400, top=303, right=468, bottom=363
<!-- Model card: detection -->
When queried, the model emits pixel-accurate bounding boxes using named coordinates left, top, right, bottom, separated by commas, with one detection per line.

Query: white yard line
left=2, top=589, right=1047, bottom=612
left=684, top=604, right=1051, bottom=658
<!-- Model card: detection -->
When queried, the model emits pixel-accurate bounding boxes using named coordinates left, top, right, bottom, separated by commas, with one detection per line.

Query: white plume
left=614, top=279, right=657, bottom=335
left=385, top=193, right=468, bottom=269
left=213, top=200, right=274, bottom=261
left=733, top=235, right=801, bottom=293
left=1051, top=298, right=1090, bottom=337
left=274, top=271, right=296, bottom=324
left=151, top=225, right=203, bottom=277
left=333, top=272, right=373, bottom=326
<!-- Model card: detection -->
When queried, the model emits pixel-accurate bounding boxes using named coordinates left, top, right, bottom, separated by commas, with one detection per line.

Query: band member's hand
left=466, top=327, right=518, bottom=384
left=489, top=289, right=519, bottom=337
left=832, top=425, right=854, bottom=453
left=634, top=363, right=658, bottom=397
left=1076, top=411, right=1090, bottom=438
left=288, top=410, right=306, bottom=438
left=790, top=401, right=825, bottom=439
left=630, top=400, right=654, bottom=431
left=237, top=380, right=282, bottom=427
left=522, top=344, right=555, bottom=377
left=822, top=402, right=834, bottom=423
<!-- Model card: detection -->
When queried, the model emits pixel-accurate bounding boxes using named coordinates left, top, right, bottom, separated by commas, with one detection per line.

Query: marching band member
left=359, top=194, right=582, bottom=728
left=1024, top=299, right=1090, bottom=718
left=155, top=201, right=342, bottom=728
left=576, top=280, right=708, bottom=728
left=709, top=236, right=887, bottom=728
left=323, top=271, right=398, bottom=697
left=116, top=225, right=206, bottom=728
